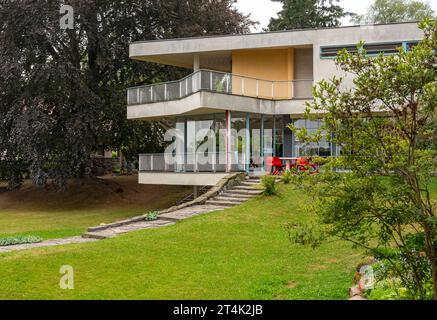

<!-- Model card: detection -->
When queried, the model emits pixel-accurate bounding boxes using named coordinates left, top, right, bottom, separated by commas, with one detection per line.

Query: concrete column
left=246, top=113, right=251, bottom=173
left=225, top=110, right=231, bottom=173
left=193, top=186, right=199, bottom=198
left=193, top=54, right=200, bottom=71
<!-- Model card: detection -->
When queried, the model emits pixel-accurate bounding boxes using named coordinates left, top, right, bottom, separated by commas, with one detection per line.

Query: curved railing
left=127, top=69, right=313, bottom=106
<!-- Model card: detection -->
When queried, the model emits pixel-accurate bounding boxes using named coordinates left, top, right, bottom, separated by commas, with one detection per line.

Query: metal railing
left=127, top=69, right=313, bottom=105
left=138, top=152, right=247, bottom=173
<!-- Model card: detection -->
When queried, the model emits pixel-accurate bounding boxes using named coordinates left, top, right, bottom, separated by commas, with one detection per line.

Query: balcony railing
left=127, top=69, right=313, bottom=105
left=139, top=153, right=248, bottom=173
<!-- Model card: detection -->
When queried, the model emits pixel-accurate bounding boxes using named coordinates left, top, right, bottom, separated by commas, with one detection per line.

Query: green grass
left=0, top=208, right=150, bottom=240
left=0, top=184, right=364, bottom=300
left=0, top=176, right=191, bottom=240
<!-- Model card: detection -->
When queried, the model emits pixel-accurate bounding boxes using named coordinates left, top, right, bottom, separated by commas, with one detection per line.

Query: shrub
left=0, top=235, right=43, bottom=247
left=144, top=211, right=159, bottom=221
left=281, top=170, right=292, bottom=184
left=261, top=175, right=277, bottom=196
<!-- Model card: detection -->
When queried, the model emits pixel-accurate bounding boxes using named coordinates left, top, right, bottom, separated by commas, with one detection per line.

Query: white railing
left=138, top=152, right=248, bottom=173
left=127, top=70, right=313, bottom=105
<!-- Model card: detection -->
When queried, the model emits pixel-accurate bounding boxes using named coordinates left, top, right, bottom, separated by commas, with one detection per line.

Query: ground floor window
left=292, top=119, right=336, bottom=157
left=163, top=112, right=286, bottom=173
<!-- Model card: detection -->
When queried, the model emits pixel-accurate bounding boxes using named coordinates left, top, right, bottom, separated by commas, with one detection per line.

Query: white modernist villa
left=127, top=22, right=423, bottom=186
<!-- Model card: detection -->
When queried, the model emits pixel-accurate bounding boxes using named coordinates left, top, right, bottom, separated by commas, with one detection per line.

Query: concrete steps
left=226, top=189, right=263, bottom=195
left=214, top=196, right=247, bottom=203
left=220, top=192, right=255, bottom=199
left=205, top=200, right=240, bottom=207
left=241, top=180, right=260, bottom=185
left=203, top=176, right=264, bottom=208
left=231, top=187, right=256, bottom=192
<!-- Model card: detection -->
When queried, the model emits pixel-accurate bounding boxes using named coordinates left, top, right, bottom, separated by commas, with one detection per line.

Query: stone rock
left=349, top=286, right=362, bottom=297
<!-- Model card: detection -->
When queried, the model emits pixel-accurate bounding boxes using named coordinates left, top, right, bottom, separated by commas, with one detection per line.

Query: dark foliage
left=0, top=0, right=253, bottom=188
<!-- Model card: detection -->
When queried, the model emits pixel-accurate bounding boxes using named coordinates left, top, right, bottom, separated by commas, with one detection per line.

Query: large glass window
left=292, top=119, right=332, bottom=157
left=230, top=112, right=247, bottom=171
left=275, top=116, right=284, bottom=157
left=250, top=114, right=262, bottom=171
left=263, top=116, right=275, bottom=158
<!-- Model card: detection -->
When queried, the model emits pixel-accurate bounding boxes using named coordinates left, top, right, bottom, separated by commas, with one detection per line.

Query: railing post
left=186, top=78, right=188, bottom=95
left=179, top=81, right=182, bottom=98
left=164, top=84, right=168, bottom=100
left=241, top=77, right=245, bottom=96
left=137, top=88, right=140, bottom=105
left=150, top=154, right=154, bottom=171
left=271, top=81, right=274, bottom=99
left=194, top=152, right=198, bottom=172
left=256, top=80, right=259, bottom=97
left=226, top=75, right=229, bottom=93
left=210, top=71, right=213, bottom=91
left=150, top=86, right=153, bottom=102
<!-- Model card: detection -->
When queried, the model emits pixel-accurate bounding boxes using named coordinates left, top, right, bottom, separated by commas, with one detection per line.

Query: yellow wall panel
left=231, top=48, right=294, bottom=99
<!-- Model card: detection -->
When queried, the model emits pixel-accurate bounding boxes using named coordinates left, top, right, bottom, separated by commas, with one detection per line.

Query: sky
left=235, top=0, right=437, bottom=31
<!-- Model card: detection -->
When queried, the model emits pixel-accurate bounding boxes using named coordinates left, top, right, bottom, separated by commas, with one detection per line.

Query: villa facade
left=127, top=22, right=423, bottom=186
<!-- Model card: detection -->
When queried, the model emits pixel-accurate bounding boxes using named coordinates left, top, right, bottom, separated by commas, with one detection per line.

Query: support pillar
left=246, top=113, right=251, bottom=174
left=225, top=110, right=231, bottom=173
left=193, top=54, right=200, bottom=71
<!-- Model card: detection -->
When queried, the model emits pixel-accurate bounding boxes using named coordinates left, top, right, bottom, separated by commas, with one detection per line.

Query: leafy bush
left=144, top=211, right=159, bottom=221
left=261, top=175, right=277, bottom=196
left=281, top=170, right=292, bottom=184
left=0, top=235, right=43, bottom=247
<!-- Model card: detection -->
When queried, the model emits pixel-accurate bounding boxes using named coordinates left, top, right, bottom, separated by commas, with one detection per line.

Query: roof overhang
left=129, top=22, right=423, bottom=69
left=127, top=91, right=314, bottom=120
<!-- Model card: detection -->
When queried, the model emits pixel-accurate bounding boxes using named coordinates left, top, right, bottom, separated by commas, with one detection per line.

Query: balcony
left=127, top=69, right=312, bottom=106
left=139, top=153, right=247, bottom=173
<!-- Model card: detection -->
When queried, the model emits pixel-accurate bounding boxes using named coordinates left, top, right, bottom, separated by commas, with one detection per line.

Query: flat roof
left=131, top=21, right=420, bottom=44
left=129, top=21, right=424, bottom=68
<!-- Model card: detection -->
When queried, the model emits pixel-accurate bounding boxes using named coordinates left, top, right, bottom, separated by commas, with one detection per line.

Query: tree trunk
left=119, top=149, right=124, bottom=174
left=424, top=223, right=437, bottom=300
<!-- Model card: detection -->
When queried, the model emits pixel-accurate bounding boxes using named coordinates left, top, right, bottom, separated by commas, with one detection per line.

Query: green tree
left=352, top=0, right=435, bottom=24
left=0, top=0, right=253, bottom=189
left=267, top=0, right=352, bottom=31
left=289, top=20, right=437, bottom=299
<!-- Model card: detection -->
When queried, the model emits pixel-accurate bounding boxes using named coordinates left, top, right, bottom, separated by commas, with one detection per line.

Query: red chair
left=266, top=157, right=286, bottom=175
left=296, top=157, right=319, bottom=174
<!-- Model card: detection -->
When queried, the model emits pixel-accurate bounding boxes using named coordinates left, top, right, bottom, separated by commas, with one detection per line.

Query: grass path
left=0, top=184, right=363, bottom=300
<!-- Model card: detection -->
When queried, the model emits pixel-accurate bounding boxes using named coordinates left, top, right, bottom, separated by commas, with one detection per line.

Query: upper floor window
left=320, top=41, right=420, bottom=59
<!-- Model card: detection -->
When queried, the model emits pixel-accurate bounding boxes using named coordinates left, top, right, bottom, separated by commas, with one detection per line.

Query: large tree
left=289, top=20, right=437, bottom=299
left=352, top=0, right=435, bottom=24
left=267, top=0, right=351, bottom=31
left=0, top=0, right=253, bottom=189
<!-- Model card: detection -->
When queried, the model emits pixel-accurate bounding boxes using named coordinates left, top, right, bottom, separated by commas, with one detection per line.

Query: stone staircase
left=82, top=175, right=265, bottom=240
left=205, top=176, right=263, bottom=207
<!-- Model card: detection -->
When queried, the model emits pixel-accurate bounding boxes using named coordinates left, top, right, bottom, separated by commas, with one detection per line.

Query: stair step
left=214, top=196, right=247, bottom=203
left=228, top=189, right=263, bottom=195
left=232, top=185, right=259, bottom=191
left=205, top=200, right=239, bottom=207
left=220, top=192, right=255, bottom=199
left=241, top=181, right=260, bottom=186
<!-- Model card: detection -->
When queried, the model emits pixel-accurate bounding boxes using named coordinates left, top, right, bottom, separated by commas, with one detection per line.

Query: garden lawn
left=0, top=183, right=365, bottom=300
left=0, top=175, right=191, bottom=240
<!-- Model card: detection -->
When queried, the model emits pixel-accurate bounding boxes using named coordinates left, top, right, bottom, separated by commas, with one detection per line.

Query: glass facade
left=292, top=119, right=334, bottom=157
left=161, top=114, right=344, bottom=173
